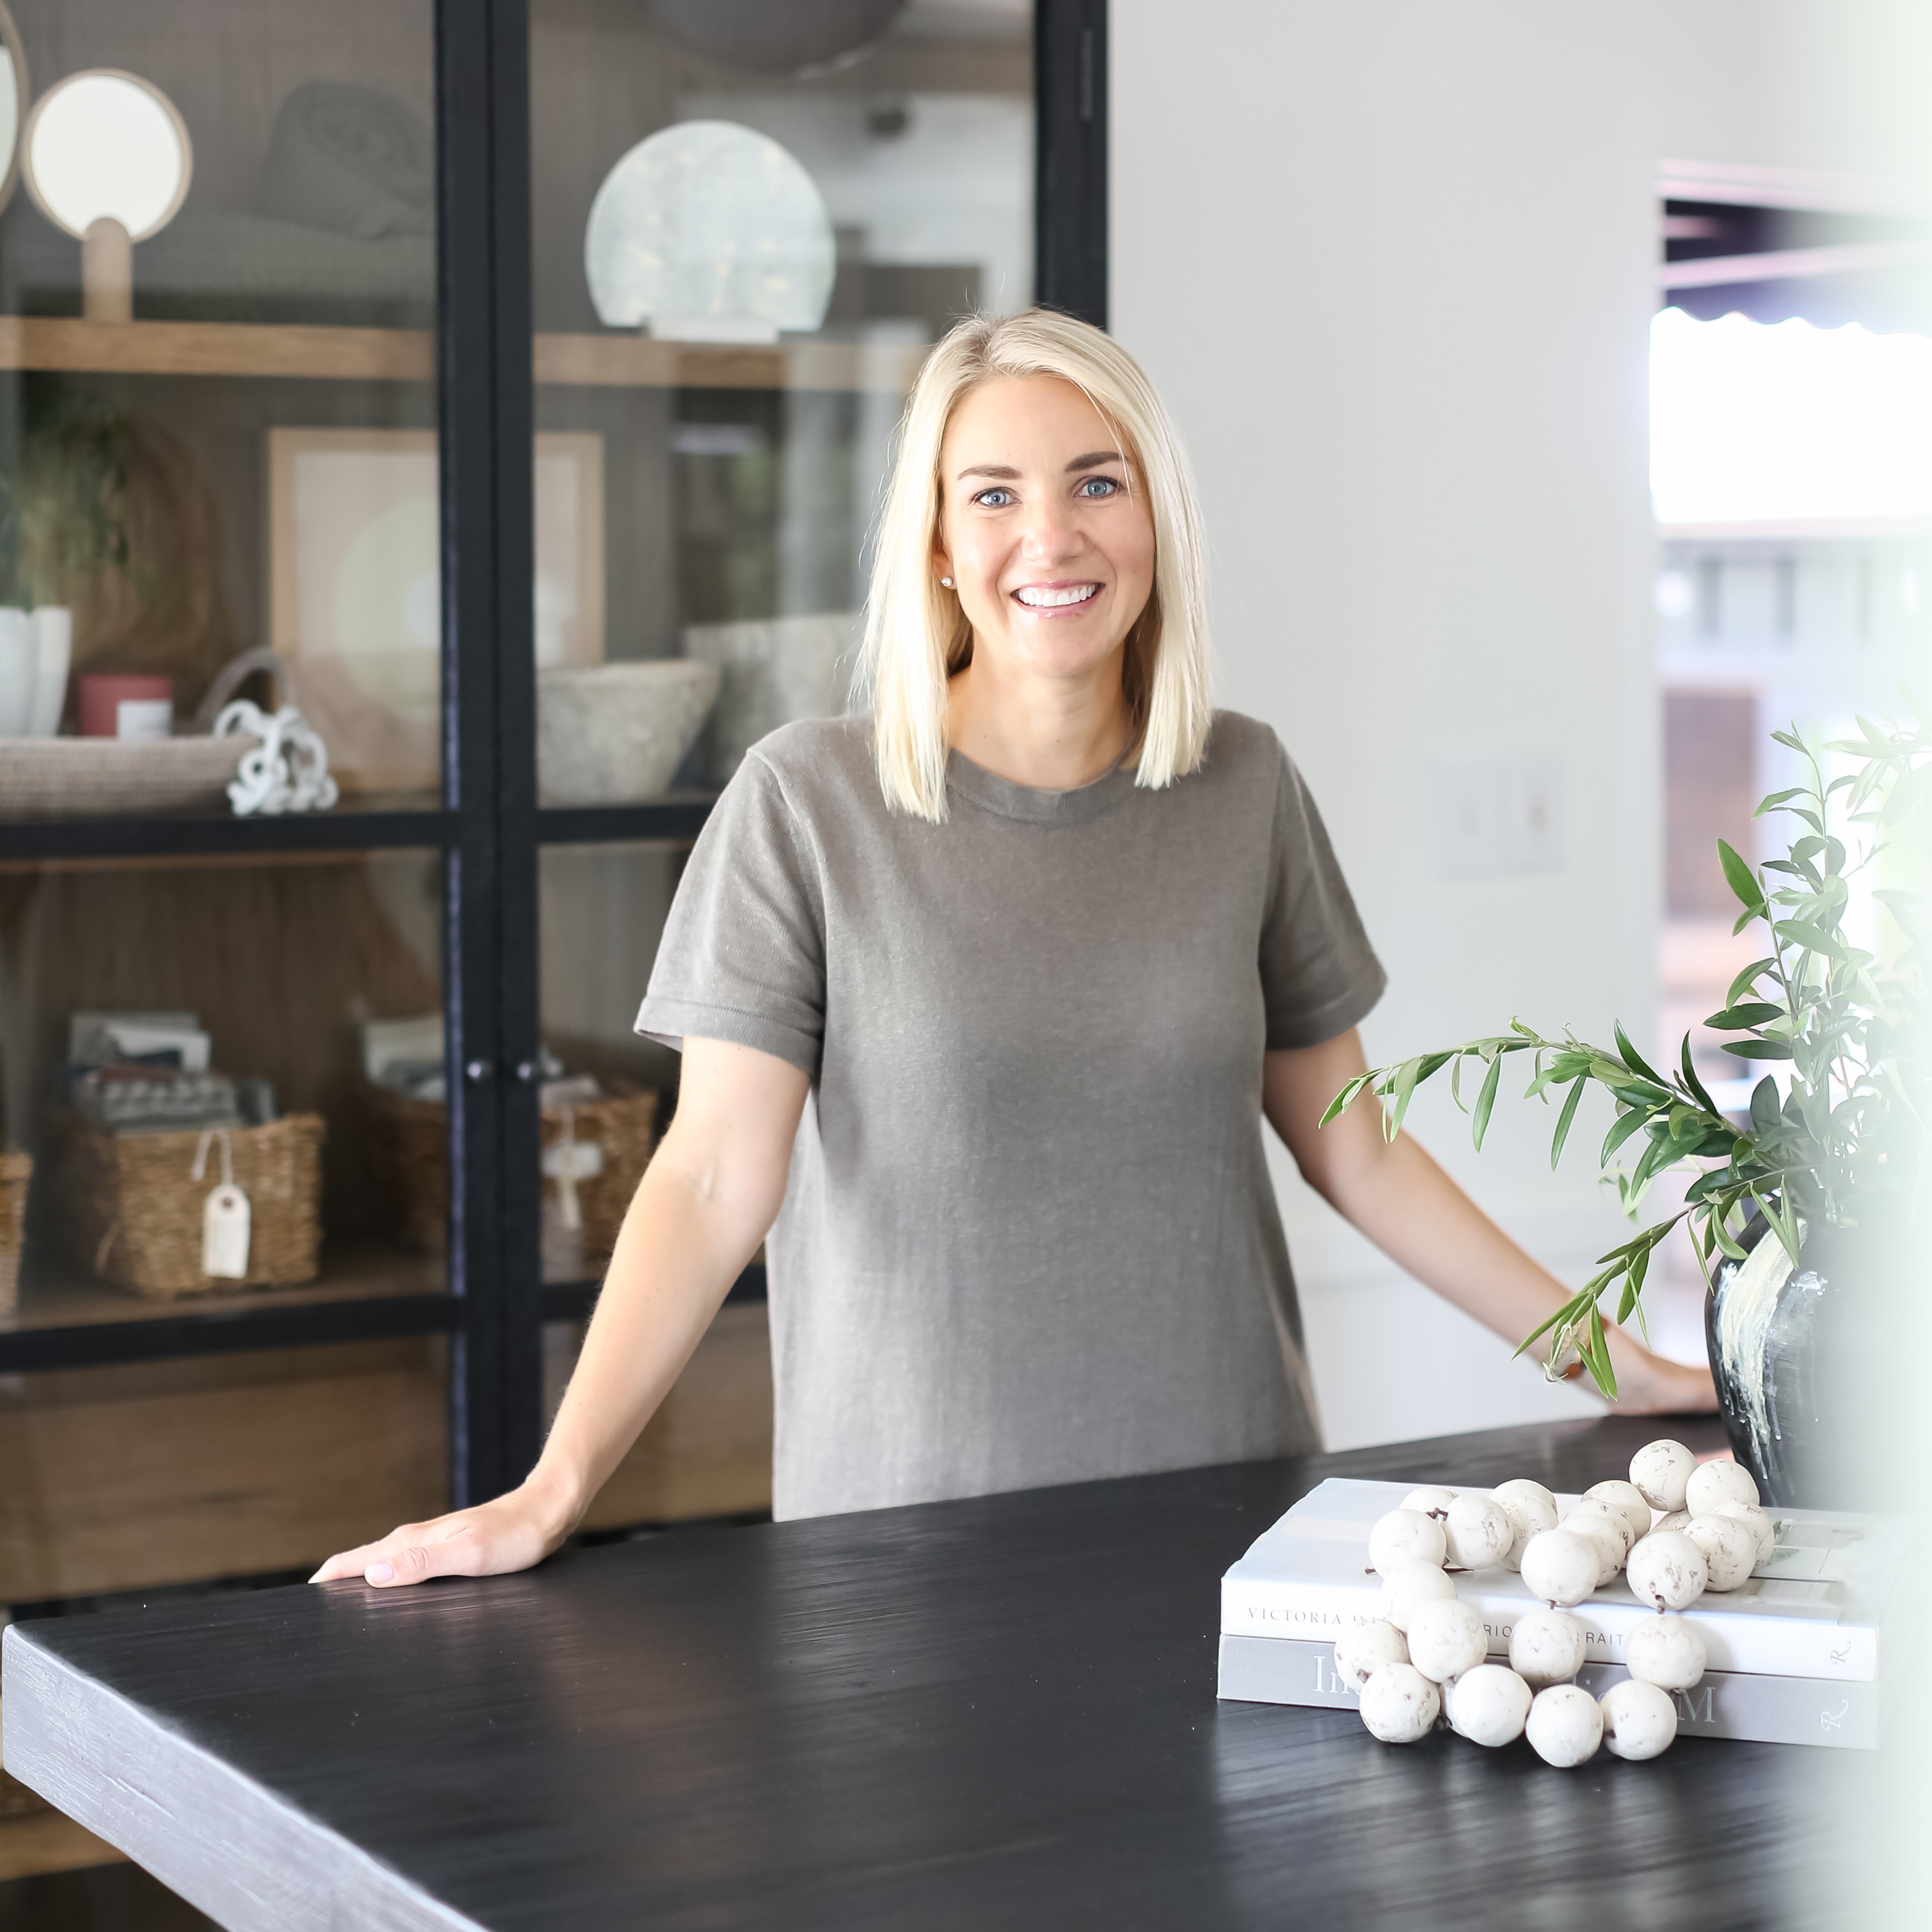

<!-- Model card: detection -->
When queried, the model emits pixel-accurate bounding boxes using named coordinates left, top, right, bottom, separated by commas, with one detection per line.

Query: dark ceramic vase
left=1704, top=1213, right=1883, bottom=1510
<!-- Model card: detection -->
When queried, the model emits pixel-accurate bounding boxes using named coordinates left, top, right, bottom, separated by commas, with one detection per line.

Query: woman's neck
left=945, top=655, right=1131, bottom=793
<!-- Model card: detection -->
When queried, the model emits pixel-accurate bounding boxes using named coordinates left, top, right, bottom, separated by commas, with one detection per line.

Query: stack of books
left=1218, top=1477, right=1905, bottom=1749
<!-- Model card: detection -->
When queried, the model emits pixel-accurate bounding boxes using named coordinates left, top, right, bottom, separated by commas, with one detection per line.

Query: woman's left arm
left=1263, top=1029, right=1717, bottom=1414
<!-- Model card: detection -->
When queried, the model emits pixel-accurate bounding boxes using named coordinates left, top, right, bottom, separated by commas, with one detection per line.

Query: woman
left=316, top=311, right=1712, bottom=1589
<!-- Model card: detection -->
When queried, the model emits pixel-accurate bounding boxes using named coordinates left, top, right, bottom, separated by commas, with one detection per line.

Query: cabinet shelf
left=0, top=317, right=926, bottom=393
left=0, top=1242, right=454, bottom=1374
left=0, top=800, right=454, bottom=865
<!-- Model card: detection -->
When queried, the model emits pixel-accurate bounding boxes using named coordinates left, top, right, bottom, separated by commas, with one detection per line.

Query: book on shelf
left=1221, top=1478, right=1906, bottom=1683
left=1216, top=1634, right=1885, bottom=1750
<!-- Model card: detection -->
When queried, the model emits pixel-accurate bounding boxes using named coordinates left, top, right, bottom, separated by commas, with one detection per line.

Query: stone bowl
left=535, top=661, right=721, bottom=807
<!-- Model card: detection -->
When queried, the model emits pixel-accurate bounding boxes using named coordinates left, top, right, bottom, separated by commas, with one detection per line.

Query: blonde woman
left=316, top=310, right=1712, bottom=1590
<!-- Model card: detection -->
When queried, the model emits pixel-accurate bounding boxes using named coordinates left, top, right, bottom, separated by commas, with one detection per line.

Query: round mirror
left=584, top=120, right=834, bottom=342
left=0, top=5, right=30, bottom=216
left=23, top=68, right=192, bottom=243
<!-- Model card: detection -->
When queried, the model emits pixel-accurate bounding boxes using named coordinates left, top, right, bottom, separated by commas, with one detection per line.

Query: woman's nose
left=1017, top=495, right=1081, bottom=559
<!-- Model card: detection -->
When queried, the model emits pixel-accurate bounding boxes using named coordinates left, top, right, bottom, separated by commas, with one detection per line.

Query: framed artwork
left=268, top=428, right=605, bottom=791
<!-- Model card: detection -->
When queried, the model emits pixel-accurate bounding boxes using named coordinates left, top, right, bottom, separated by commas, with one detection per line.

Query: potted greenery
left=1324, top=714, right=1927, bottom=1505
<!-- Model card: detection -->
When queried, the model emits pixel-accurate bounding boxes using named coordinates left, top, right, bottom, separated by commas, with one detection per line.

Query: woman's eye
left=973, top=487, right=1015, bottom=508
left=1077, top=476, right=1120, bottom=497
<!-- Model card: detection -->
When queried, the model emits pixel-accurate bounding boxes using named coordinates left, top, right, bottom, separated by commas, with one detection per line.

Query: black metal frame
left=0, top=2, right=1108, bottom=1509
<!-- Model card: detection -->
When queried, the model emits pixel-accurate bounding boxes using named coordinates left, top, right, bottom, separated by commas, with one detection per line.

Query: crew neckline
left=944, top=746, right=1137, bottom=824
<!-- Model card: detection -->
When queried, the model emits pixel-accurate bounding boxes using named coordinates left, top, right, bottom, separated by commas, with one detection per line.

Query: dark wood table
left=2, top=1415, right=1885, bottom=1930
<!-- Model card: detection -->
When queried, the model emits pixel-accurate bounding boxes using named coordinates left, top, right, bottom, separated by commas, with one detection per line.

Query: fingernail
left=366, top=1562, right=394, bottom=1584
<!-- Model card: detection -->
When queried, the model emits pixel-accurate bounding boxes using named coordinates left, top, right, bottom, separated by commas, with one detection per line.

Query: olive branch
left=1321, top=710, right=1929, bottom=1400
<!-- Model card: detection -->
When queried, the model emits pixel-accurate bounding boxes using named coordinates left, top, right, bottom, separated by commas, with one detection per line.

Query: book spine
left=1216, top=1635, right=1883, bottom=1750
left=1220, top=1578, right=1879, bottom=1682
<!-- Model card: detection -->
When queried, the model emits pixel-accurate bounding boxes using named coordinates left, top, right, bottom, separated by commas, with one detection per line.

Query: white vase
left=27, top=607, right=71, bottom=738
left=0, top=610, right=35, bottom=737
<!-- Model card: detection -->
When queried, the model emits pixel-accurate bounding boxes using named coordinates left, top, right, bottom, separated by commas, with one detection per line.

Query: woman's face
left=934, top=374, right=1155, bottom=686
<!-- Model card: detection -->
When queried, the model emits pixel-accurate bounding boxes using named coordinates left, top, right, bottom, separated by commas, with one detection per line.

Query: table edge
left=2, top=1624, right=477, bottom=1932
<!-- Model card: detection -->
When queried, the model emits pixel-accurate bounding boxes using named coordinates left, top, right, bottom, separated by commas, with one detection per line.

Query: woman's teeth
left=1014, top=584, right=1100, bottom=608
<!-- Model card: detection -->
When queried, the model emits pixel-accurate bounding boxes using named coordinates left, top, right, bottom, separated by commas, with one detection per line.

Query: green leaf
left=1678, top=1035, right=1722, bottom=1115
left=1718, top=839, right=1764, bottom=912
left=1725, top=958, right=1780, bottom=1007
left=1613, top=1021, right=1669, bottom=1090
left=1753, top=787, right=1809, bottom=816
left=1513, top=1291, right=1588, bottom=1359
left=1704, top=1001, right=1784, bottom=1030
left=1472, top=1054, right=1503, bottom=1152
left=1319, top=1076, right=1374, bottom=1127
left=1724, top=1038, right=1795, bottom=1060
left=1774, top=920, right=1847, bottom=959
left=1585, top=1304, right=1618, bottom=1400
left=1550, top=1076, right=1587, bottom=1170
left=1599, top=1107, right=1650, bottom=1168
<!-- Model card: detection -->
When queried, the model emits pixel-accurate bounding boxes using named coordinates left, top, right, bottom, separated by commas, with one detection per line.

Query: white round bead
left=1568, top=1497, right=1637, bottom=1556
left=1508, top=1606, right=1589, bottom=1688
left=1584, top=1480, right=1656, bottom=1546
left=1714, top=1500, right=1776, bottom=1566
left=1401, top=1485, right=1458, bottom=1520
left=1652, top=1509, right=1692, bottom=1537
left=1447, top=1664, right=1533, bottom=1747
left=1624, top=1615, right=1707, bottom=1692
left=1332, top=1620, right=1409, bottom=1692
left=1443, top=1494, right=1514, bottom=1571
left=1379, top=1559, right=1458, bottom=1631
left=1684, top=1513, right=1759, bottom=1592
left=1406, top=1596, right=1489, bottom=1682
left=1525, top=1682, right=1604, bottom=1767
left=1625, top=1530, right=1709, bottom=1611
left=1491, top=1481, right=1559, bottom=1571
left=1369, top=1508, right=1447, bottom=1575
left=1518, top=1528, right=1600, bottom=1607
left=1600, top=1677, right=1679, bottom=1759
left=1358, top=1662, right=1441, bottom=1743
left=1629, top=1439, right=1697, bottom=1512
left=1685, top=1459, right=1760, bottom=1516
left=1563, top=1507, right=1629, bottom=1585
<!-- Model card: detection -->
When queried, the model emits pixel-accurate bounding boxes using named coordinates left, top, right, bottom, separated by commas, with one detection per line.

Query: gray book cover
left=1217, top=1633, right=1884, bottom=1750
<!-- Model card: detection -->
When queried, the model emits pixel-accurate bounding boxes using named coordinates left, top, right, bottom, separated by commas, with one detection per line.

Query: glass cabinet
left=0, top=0, right=1103, bottom=1611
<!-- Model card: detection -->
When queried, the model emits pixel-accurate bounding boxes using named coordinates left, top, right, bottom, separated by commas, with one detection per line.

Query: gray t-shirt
left=636, top=709, right=1385, bottom=1519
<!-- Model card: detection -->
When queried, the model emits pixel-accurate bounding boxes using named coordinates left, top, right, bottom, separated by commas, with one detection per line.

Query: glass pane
left=0, top=1337, right=446, bottom=1603
left=528, top=0, right=1034, bottom=800
left=0, top=1, right=441, bottom=804
left=0, top=849, right=451, bottom=1329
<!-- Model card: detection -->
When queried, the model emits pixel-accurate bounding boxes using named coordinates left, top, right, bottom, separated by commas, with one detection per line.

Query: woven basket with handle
left=0, top=1150, right=29, bottom=1320
left=365, top=1079, right=656, bottom=1259
left=53, top=1112, right=326, bottom=1299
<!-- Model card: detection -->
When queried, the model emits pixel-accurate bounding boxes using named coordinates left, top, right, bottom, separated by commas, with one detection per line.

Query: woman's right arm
left=310, top=1038, right=810, bottom=1589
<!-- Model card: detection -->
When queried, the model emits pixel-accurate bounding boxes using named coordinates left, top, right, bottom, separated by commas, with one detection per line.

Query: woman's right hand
left=309, top=1470, right=581, bottom=1589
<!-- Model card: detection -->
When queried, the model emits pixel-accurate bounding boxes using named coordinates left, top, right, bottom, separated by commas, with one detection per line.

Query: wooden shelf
left=0, top=317, right=927, bottom=393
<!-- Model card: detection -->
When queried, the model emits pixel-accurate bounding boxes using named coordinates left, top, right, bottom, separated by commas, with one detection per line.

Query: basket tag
left=203, top=1184, right=252, bottom=1279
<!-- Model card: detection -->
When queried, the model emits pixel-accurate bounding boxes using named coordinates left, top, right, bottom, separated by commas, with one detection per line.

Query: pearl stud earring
left=940, top=576, right=954, bottom=588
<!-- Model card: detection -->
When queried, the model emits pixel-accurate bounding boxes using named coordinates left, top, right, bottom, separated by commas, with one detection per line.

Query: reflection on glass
left=0, top=850, right=448, bottom=1327
left=0, top=1338, right=448, bottom=1603
left=531, top=0, right=1034, bottom=779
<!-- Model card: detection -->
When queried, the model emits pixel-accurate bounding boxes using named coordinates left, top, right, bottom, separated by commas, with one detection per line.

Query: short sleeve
left=635, top=750, right=827, bottom=1076
left=1259, top=747, right=1387, bottom=1050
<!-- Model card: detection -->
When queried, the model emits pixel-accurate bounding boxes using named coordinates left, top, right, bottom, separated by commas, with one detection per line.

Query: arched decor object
left=0, top=6, right=29, bottom=218
left=23, top=69, right=193, bottom=321
left=584, top=120, right=834, bottom=343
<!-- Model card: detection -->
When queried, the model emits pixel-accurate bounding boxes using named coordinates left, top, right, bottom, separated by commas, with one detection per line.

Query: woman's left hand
left=1600, top=1339, right=1718, bottom=1414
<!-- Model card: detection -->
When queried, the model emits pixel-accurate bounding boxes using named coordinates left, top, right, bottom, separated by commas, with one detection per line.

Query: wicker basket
left=0, top=1151, right=29, bottom=1320
left=365, top=1079, right=657, bottom=1259
left=53, top=1112, right=326, bottom=1300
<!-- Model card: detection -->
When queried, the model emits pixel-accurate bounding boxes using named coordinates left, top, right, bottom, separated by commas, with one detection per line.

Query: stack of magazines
left=1218, top=1477, right=1906, bottom=1750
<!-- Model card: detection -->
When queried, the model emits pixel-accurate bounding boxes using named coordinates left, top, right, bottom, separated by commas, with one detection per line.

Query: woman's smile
left=1011, top=580, right=1104, bottom=614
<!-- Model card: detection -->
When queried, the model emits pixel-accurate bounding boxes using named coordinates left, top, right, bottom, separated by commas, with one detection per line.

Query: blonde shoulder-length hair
left=859, top=308, right=1212, bottom=821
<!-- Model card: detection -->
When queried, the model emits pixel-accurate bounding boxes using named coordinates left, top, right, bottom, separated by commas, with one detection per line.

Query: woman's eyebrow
left=1065, top=449, right=1123, bottom=470
left=956, top=462, right=1021, bottom=480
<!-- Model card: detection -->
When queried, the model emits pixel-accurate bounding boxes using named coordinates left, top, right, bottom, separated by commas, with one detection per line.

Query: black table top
left=2, top=1414, right=1886, bottom=1931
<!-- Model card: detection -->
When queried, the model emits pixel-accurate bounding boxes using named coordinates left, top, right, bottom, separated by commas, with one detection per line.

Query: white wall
left=1111, top=0, right=1932, bottom=1448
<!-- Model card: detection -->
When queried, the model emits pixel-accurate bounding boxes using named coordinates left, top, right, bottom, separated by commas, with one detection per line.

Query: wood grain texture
left=3, top=1416, right=1875, bottom=1932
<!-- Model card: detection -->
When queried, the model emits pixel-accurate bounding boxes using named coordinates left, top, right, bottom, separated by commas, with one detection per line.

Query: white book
left=1221, top=1477, right=1906, bottom=1684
